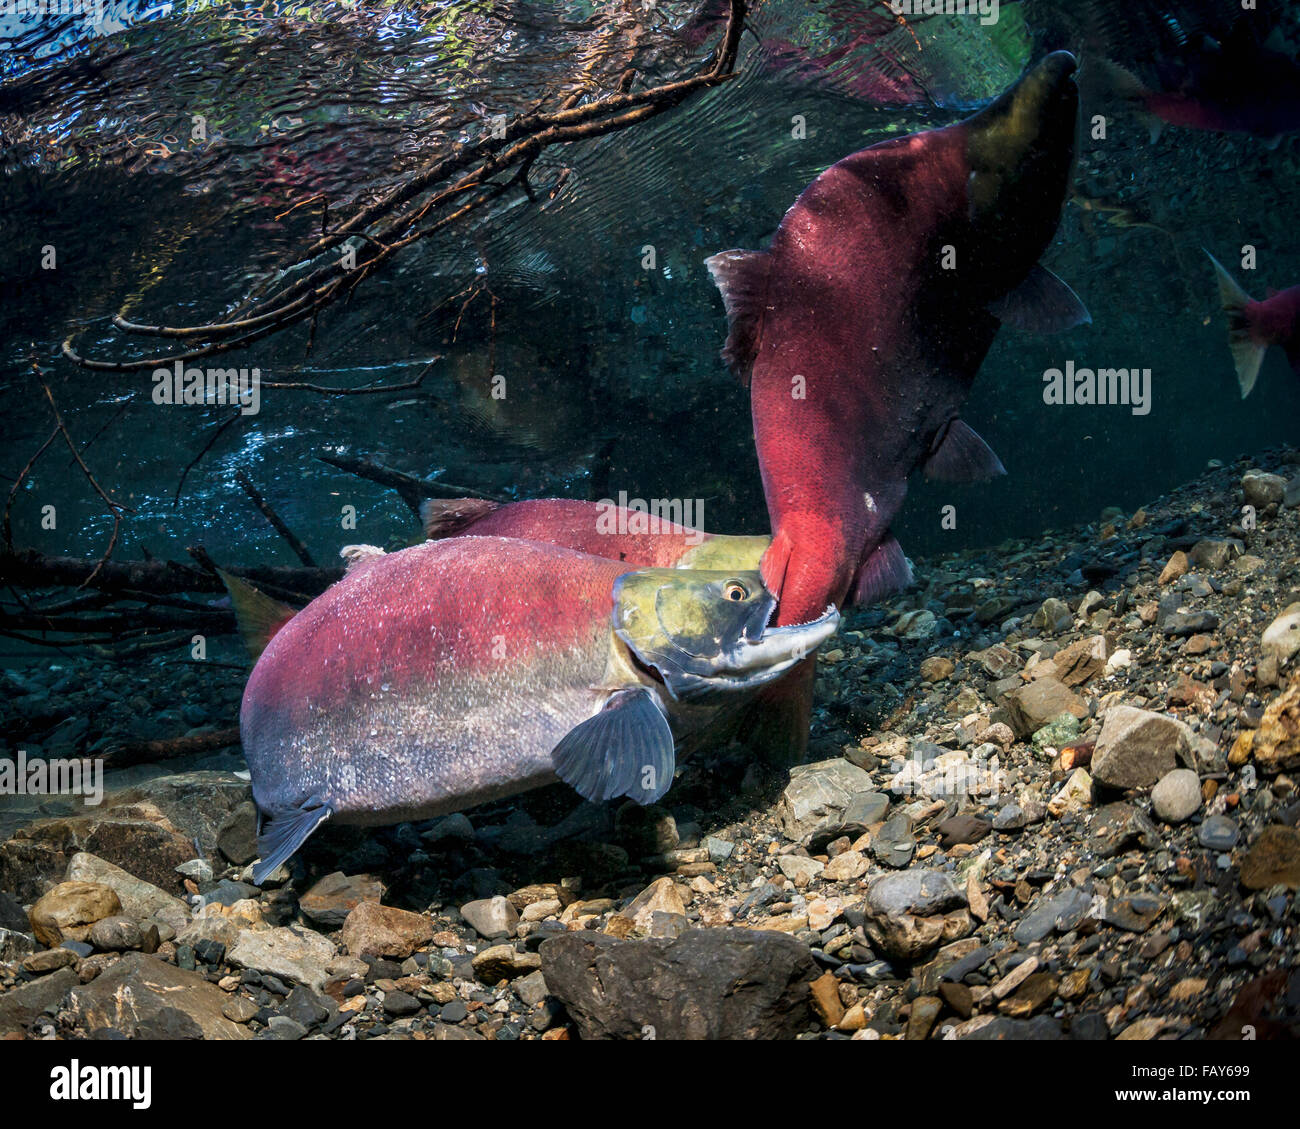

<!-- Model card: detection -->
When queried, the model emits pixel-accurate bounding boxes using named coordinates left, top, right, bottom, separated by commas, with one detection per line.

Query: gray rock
left=460, top=895, right=519, bottom=940
left=227, top=925, right=336, bottom=992
left=866, top=870, right=967, bottom=919
left=993, top=800, right=1047, bottom=831
left=88, top=915, right=144, bottom=952
left=216, top=801, right=259, bottom=865
left=0, top=967, right=77, bottom=1035
left=1014, top=886, right=1093, bottom=943
left=704, top=836, right=735, bottom=863
left=1199, top=815, right=1240, bottom=852
left=1262, top=611, right=1300, bottom=665
left=0, top=926, right=37, bottom=962
left=1242, top=469, right=1287, bottom=509
left=1092, top=706, right=1192, bottom=789
left=843, top=791, right=891, bottom=827
left=870, top=813, right=916, bottom=868
left=1150, top=769, right=1201, bottom=823
left=65, top=852, right=190, bottom=935
left=515, top=969, right=550, bottom=1009
left=777, top=758, right=874, bottom=842
left=540, top=928, right=817, bottom=1040
left=0, top=890, right=27, bottom=933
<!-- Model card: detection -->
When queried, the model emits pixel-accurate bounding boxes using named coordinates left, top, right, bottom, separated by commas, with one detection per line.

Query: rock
left=1287, top=475, right=1300, bottom=508
left=222, top=995, right=259, bottom=1023
left=1091, top=802, right=1161, bottom=856
left=952, top=1015, right=1066, bottom=1041
left=822, top=849, right=868, bottom=882
left=1242, top=469, right=1287, bottom=508
left=382, top=989, right=421, bottom=1017
left=1239, top=826, right=1300, bottom=891
left=1198, top=815, right=1240, bottom=852
left=935, top=814, right=992, bottom=848
left=862, top=871, right=966, bottom=961
left=0, top=927, right=36, bottom=962
left=919, top=656, right=955, bottom=682
left=28, top=881, right=121, bottom=946
left=472, top=944, right=542, bottom=982
left=973, top=644, right=1020, bottom=678
left=704, top=836, right=735, bottom=863
left=540, top=928, right=817, bottom=1040
left=992, top=800, right=1046, bottom=831
left=1032, top=712, right=1081, bottom=752
left=515, top=969, right=550, bottom=1008
left=1262, top=613, right=1300, bottom=665
left=777, top=758, right=875, bottom=842
left=1158, top=551, right=1189, bottom=586
left=1014, top=886, right=1093, bottom=943
left=612, top=877, right=687, bottom=936
left=806, top=969, right=843, bottom=1026
left=88, top=915, right=144, bottom=952
left=1236, top=678, right=1300, bottom=773
left=1150, top=769, right=1201, bottom=823
left=843, top=791, right=891, bottom=828
left=22, top=947, right=78, bottom=974
left=299, top=872, right=386, bottom=929
left=227, top=925, right=337, bottom=992
left=339, top=902, right=433, bottom=960
left=1031, top=597, right=1072, bottom=634
left=1003, top=678, right=1087, bottom=739
left=216, top=801, right=259, bottom=865
left=460, top=895, right=520, bottom=940
left=1101, top=893, right=1166, bottom=932
left=1047, top=768, right=1093, bottom=817
left=65, top=853, right=190, bottom=935
left=1190, top=539, right=1238, bottom=570
left=777, top=854, right=824, bottom=887
left=0, top=890, right=27, bottom=933
left=1053, top=635, right=1110, bottom=687
left=870, top=813, right=916, bottom=868
left=0, top=967, right=78, bottom=1034
left=894, top=609, right=936, bottom=639
left=65, top=951, right=249, bottom=1038
left=1091, top=706, right=1191, bottom=789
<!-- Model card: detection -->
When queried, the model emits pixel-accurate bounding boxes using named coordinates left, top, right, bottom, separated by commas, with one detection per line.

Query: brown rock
left=28, top=881, right=121, bottom=946
left=906, top=995, right=943, bottom=1040
left=1239, top=825, right=1300, bottom=891
left=1003, top=678, right=1088, bottom=739
left=300, top=872, right=386, bottom=928
left=340, top=901, right=433, bottom=960
left=1158, top=551, right=1189, bottom=586
left=920, top=656, right=955, bottom=683
left=809, top=970, right=845, bottom=1027
left=1243, top=678, right=1300, bottom=774
left=1053, top=636, right=1110, bottom=688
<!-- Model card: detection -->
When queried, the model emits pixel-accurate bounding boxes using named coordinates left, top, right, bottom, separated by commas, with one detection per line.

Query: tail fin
left=217, top=569, right=298, bottom=661
left=1206, top=251, right=1267, bottom=398
left=420, top=497, right=500, bottom=539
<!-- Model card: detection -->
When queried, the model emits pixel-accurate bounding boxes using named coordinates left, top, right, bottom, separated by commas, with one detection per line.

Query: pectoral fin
left=989, top=265, right=1091, bottom=333
left=252, top=796, right=333, bottom=884
left=552, top=688, right=675, bottom=805
left=923, top=419, right=1007, bottom=483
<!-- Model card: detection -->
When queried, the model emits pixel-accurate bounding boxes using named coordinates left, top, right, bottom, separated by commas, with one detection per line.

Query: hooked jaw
left=613, top=570, right=841, bottom=702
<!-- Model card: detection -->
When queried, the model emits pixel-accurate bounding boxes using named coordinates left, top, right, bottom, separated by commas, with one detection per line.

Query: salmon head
left=612, top=568, right=839, bottom=702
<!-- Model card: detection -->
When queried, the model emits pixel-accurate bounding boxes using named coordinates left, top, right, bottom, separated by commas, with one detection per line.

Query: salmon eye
left=723, top=580, right=748, bottom=602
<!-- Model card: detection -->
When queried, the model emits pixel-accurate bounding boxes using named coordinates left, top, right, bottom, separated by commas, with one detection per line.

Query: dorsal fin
left=217, top=569, right=298, bottom=661
left=420, top=497, right=500, bottom=539
left=704, top=249, right=772, bottom=386
left=923, top=419, right=1007, bottom=483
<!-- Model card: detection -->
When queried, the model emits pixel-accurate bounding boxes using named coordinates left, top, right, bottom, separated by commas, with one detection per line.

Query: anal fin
left=849, top=533, right=914, bottom=607
left=252, top=796, right=333, bottom=884
left=552, top=688, right=675, bottom=805
left=923, top=419, right=1007, bottom=483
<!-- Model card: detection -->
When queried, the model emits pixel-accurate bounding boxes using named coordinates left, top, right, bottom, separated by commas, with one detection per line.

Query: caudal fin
left=1206, top=251, right=1267, bottom=398
left=420, top=497, right=500, bottom=539
left=217, top=570, right=298, bottom=661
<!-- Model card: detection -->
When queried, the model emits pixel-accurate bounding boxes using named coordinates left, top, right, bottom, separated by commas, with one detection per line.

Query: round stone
left=1150, top=769, right=1201, bottom=824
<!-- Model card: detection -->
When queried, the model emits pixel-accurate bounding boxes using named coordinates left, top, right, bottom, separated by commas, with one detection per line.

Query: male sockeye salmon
left=226, top=536, right=838, bottom=882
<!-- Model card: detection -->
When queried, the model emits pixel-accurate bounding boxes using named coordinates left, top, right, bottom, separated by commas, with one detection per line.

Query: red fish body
left=708, top=52, right=1084, bottom=628
left=237, top=535, right=838, bottom=880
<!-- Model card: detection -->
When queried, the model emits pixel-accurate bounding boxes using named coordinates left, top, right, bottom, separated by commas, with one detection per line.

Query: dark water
left=1, top=0, right=1298, bottom=621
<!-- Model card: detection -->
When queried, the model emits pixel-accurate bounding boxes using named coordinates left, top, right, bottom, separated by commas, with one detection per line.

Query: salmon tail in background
left=1206, top=251, right=1268, bottom=398
left=421, top=497, right=502, bottom=538
left=217, top=570, right=298, bottom=661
